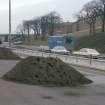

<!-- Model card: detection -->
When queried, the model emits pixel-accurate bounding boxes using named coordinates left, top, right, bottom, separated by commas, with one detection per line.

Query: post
left=89, top=55, right=92, bottom=65
left=9, top=0, right=11, bottom=47
left=76, top=55, right=78, bottom=63
left=104, top=2, right=105, bottom=32
left=102, top=0, right=105, bottom=32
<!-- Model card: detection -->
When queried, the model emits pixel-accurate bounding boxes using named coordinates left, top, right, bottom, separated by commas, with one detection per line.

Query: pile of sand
left=0, top=47, right=20, bottom=60
left=2, top=56, right=92, bottom=86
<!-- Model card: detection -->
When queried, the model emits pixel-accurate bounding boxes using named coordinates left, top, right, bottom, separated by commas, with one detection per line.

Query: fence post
left=65, top=55, right=68, bottom=61
left=76, top=55, right=78, bottom=63
left=49, top=53, right=50, bottom=57
left=42, top=53, right=43, bottom=57
left=89, top=55, right=92, bottom=65
left=56, top=54, right=57, bottom=58
left=35, top=51, right=36, bottom=56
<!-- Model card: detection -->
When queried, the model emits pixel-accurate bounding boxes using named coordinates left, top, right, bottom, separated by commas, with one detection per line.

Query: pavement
left=0, top=60, right=105, bottom=105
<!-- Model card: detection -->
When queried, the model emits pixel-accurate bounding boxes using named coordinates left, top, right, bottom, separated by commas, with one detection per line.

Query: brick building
left=54, top=22, right=72, bottom=34
left=54, top=17, right=103, bottom=35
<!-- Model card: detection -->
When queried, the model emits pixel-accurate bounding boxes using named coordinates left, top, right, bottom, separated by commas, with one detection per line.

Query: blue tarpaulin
left=48, top=33, right=75, bottom=50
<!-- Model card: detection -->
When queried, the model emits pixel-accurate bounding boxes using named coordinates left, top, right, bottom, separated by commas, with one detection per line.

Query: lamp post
left=104, top=0, right=105, bottom=32
left=101, top=0, right=105, bottom=32
left=9, top=0, right=11, bottom=47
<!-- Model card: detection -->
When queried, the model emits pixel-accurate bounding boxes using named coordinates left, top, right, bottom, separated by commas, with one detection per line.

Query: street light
left=100, top=0, right=105, bottom=32
left=9, top=0, right=11, bottom=47
left=103, top=0, right=105, bottom=32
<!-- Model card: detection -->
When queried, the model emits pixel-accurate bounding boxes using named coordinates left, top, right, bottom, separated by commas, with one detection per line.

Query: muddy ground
left=0, top=60, right=105, bottom=105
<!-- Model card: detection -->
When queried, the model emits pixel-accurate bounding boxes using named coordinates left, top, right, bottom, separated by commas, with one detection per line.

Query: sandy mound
left=2, top=56, right=92, bottom=86
left=0, top=47, right=20, bottom=60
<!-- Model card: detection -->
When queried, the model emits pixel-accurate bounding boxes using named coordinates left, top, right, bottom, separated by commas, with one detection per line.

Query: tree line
left=75, top=0, right=105, bottom=35
left=16, top=11, right=62, bottom=41
left=16, top=0, right=105, bottom=40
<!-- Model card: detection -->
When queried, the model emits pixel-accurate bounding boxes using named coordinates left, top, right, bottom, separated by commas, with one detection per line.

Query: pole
left=9, top=0, right=11, bottom=47
left=104, top=2, right=105, bottom=32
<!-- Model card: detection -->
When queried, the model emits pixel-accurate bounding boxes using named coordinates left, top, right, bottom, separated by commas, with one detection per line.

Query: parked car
left=51, top=46, right=70, bottom=55
left=39, top=46, right=51, bottom=53
left=13, top=41, right=22, bottom=45
left=73, top=48, right=100, bottom=58
left=97, top=54, right=105, bottom=60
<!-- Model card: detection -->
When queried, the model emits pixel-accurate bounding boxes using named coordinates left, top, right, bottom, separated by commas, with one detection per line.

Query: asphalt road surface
left=0, top=60, right=105, bottom=105
left=12, top=48, right=105, bottom=71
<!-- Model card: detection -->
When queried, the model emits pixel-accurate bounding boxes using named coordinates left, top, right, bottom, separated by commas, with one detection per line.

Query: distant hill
left=74, top=32, right=105, bottom=53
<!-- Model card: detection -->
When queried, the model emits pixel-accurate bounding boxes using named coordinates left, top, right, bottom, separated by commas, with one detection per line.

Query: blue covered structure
left=48, top=36, right=65, bottom=49
left=48, top=33, right=75, bottom=50
left=64, top=33, right=76, bottom=51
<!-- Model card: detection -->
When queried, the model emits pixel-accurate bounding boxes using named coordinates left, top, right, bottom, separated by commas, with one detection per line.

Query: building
left=54, top=22, right=72, bottom=35
left=54, top=17, right=103, bottom=35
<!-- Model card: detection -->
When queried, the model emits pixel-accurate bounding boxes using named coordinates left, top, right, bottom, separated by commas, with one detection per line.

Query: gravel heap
left=0, top=47, right=20, bottom=60
left=2, top=56, right=92, bottom=86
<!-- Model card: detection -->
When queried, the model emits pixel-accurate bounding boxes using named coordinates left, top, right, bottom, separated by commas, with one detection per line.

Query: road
left=12, top=48, right=105, bottom=71
left=73, top=65, right=105, bottom=84
left=1, top=43, right=105, bottom=70
left=0, top=60, right=105, bottom=105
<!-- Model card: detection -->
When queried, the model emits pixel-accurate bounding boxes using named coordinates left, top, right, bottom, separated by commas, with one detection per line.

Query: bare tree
left=23, top=20, right=31, bottom=41
left=40, top=11, right=62, bottom=38
left=16, top=11, right=62, bottom=41
left=30, top=18, right=41, bottom=39
left=16, top=24, right=25, bottom=36
left=46, top=11, right=62, bottom=36
left=75, top=11, right=84, bottom=31
left=82, top=0, right=99, bottom=35
left=97, top=0, right=105, bottom=32
left=76, top=0, right=105, bottom=33
left=16, top=24, right=25, bottom=41
left=40, top=15, right=49, bottom=39
left=75, top=10, right=94, bottom=34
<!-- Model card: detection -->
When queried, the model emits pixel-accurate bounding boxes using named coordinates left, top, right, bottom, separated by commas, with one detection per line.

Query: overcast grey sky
left=0, top=0, right=92, bottom=34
